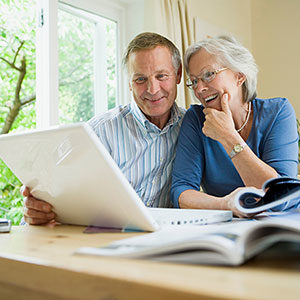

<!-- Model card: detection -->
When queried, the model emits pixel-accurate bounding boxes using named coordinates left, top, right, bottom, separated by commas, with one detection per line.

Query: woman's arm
left=217, top=128, right=278, bottom=188
left=179, top=189, right=250, bottom=218
left=171, top=98, right=298, bottom=213
left=170, top=107, right=205, bottom=208
left=203, top=96, right=297, bottom=189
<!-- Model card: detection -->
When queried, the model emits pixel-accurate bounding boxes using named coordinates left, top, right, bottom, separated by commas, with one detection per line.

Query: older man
left=23, top=32, right=185, bottom=225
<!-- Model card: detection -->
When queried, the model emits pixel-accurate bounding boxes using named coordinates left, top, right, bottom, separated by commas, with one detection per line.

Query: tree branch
left=14, top=56, right=26, bottom=101
left=20, top=93, right=36, bottom=106
left=59, top=55, right=91, bottom=83
left=0, top=41, right=25, bottom=71
left=0, top=56, right=21, bottom=71
left=12, top=40, right=25, bottom=65
left=1, top=56, right=27, bottom=134
left=59, top=72, right=92, bottom=87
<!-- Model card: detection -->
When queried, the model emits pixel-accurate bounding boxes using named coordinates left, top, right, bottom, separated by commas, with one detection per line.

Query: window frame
left=36, top=0, right=127, bottom=128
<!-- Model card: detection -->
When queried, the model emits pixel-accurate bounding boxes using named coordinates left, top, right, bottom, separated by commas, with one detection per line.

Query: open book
left=235, top=177, right=300, bottom=214
left=76, top=211, right=300, bottom=266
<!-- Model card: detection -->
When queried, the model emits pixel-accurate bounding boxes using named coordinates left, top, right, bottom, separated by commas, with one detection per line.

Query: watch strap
left=229, top=141, right=247, bottom=159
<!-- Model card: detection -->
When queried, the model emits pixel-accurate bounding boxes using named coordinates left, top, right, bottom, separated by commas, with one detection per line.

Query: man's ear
left=129, top=81, right=133, bottom=91
left=176, top=63, right=183, bottom=84
left=237, top=72, right=246, bottom=86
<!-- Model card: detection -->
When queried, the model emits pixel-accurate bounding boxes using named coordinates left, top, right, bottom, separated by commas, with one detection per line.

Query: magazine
left=76, top=212, right=300, bottom=266
left=234, top=177, right=300, bottom=214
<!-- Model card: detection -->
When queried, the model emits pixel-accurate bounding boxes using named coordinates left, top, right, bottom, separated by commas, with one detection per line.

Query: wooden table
left=0, top=225, right=299, bottom=300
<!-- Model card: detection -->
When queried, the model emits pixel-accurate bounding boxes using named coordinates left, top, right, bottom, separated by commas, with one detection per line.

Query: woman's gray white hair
left=184, top=35, right=258, bottom=103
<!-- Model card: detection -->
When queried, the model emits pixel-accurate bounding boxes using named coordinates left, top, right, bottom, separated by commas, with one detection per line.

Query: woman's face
left=188, top=49, right=245, bottom=111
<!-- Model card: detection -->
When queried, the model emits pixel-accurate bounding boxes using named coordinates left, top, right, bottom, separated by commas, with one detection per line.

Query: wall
left=186, top=0, right=300, bottom=117
left=142, top=0, right=252, bottom=48
left=141, top=0, right=252, bottom=106
left=251, top=0, right=300, bottom=118
left=124, top=0, right=145, bottom=43
left=187, top=0, right=252, bottom=49
left=126, top=0, right=300, bottom=118
left=139, top=0, right=251, bottom=47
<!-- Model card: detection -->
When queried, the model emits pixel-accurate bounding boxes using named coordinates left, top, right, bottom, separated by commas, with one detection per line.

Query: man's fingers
left=21, top=186, right=55, bottom=226
left=23, top=208, right=56, bottom=225
left=24, top=215, right=54, bottom=225
left=24, top=196, right=52, bottom=213
left=20, top=185, right=30, bottom=197
left=23, top=207, right=55, bottom=220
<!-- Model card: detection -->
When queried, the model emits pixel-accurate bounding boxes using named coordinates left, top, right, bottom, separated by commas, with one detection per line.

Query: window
left=58, top=4, right=117, bottom=123
left=36, top=0, right=126, bottom=127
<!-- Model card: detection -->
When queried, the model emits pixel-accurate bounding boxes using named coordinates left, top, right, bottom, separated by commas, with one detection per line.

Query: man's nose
left=147, top=78, right=160, bottom=94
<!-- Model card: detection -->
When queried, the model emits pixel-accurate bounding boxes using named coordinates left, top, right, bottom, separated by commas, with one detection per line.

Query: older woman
left=170, top=35, right=298, bottom=217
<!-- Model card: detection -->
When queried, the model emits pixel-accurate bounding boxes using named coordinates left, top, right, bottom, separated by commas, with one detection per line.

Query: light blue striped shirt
left=88, top=101, right=185, bottom=208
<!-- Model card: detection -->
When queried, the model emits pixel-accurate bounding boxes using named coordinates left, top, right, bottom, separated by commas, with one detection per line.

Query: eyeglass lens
left=186, top=69, right=217, bottom=89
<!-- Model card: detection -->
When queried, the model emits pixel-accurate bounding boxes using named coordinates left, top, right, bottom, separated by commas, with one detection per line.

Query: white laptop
left=0, top=123, right=232, bottom=231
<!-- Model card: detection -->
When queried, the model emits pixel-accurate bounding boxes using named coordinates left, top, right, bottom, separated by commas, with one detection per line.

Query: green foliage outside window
left=0, top=0, right=36, bottom=225
left=58, top=8, right=117, bottom=123
left=0, top=1, right=117, bottom=225
left=106, top=23, right=117, bottom=110
left=58, top=9, right=94, bottom=123
left=0, top=160, right=23, bottom=224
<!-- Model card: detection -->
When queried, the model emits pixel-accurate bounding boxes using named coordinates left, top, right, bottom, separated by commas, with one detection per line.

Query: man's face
left=128, top=46, right=181, bottom=129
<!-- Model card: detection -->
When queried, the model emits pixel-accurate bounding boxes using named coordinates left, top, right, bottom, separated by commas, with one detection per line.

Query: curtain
left=155, top=0, right=194, bottom=109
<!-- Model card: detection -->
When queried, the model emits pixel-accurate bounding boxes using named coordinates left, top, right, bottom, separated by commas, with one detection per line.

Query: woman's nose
left=194, top=80, right=208, bottom=93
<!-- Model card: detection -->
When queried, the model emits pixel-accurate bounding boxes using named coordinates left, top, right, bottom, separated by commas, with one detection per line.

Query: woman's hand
left=222, top=187, right=258, bottom=218
left=202, top=93, right=236, bottom=142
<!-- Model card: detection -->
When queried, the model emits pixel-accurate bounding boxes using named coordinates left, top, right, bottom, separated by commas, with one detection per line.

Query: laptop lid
left=0, top=123, right=159, bottom=231
left=0, top=123, right=232, bottom=231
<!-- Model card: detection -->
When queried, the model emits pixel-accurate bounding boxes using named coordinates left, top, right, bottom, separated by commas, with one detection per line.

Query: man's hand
left=21, top=186, right=56, bottom=225
left=202, top=93, right=236, bottom=142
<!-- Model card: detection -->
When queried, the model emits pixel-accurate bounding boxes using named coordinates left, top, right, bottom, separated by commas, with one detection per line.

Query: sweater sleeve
left=261, top=99, right=299, bottom=211
left=261, top=99, right=298, bottom=178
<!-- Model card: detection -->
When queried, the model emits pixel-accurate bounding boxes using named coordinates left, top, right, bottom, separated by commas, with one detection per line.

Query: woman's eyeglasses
left=186, top=67, right=228, bottom=90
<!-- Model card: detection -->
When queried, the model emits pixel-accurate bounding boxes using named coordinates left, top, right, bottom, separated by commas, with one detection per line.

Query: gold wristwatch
left=229, top=141, right=247, bottom=159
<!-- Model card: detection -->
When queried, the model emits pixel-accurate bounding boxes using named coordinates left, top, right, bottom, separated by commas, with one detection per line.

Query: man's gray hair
left=184, top=35, right=258, bottom=103
left=123, top=32, right=182, bottom=73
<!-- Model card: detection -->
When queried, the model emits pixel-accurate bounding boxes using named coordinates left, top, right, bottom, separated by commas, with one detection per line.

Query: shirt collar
left=130, top=100, right=182, bottom=133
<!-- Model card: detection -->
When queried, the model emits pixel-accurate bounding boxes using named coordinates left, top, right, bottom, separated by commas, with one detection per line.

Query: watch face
left=234, top=144, right=243, bottom=152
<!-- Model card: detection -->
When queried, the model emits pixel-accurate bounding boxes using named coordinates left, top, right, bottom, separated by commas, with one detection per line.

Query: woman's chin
left=205, top=99, right=221, bottom=110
